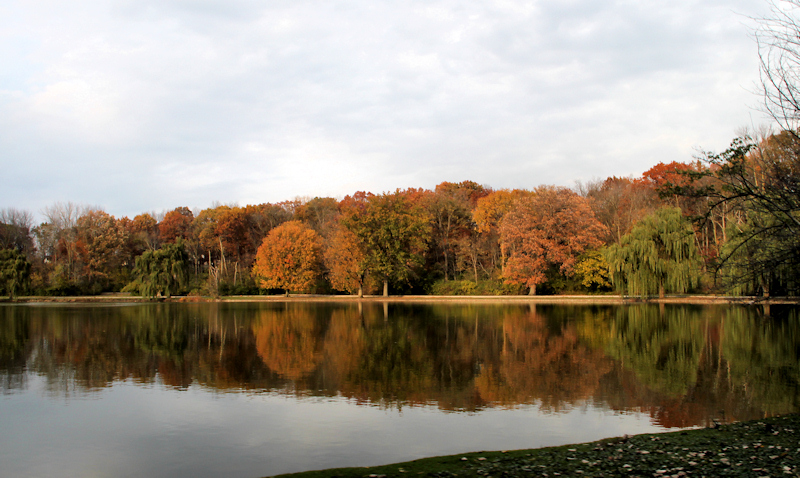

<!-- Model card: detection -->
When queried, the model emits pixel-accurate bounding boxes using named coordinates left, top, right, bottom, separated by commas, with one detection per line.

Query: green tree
left=689, top=134, right=800, bottom=295
left=342, top=191, right=431, bottom=296
left=605, top=207, right=702, bottom=298
left=127, top=241, right=189, bottom=298
left=0, top=249, right=31, bottom=299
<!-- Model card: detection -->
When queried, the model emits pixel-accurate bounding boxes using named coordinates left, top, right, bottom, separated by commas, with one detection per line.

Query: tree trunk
left=528, top=284, right=536, bottom=295
left=444, top=249, right=449, bottom=281
left=659, top=281, right=665, bottom=299
left=500, top=242, right=506, bottom=275
left=219, top=238, right=226, bottom=275
left=383, top=280, right=389, bottom=297
left=358, top=285, right=363, bottom=298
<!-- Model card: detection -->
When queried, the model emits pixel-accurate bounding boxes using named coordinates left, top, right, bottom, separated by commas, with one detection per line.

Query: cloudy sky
left=0, top=0, right=778, bottom=219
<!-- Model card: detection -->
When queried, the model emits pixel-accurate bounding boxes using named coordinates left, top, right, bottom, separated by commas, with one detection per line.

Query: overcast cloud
left=0, top=0, right=775, bottom=219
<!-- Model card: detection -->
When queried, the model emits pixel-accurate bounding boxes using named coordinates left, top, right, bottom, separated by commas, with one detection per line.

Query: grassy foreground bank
left=272, top=414, right=800, bottom=478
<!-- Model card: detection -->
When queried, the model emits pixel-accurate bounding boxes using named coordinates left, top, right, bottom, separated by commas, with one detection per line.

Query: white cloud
left=0, top=0, right=776, bottom=218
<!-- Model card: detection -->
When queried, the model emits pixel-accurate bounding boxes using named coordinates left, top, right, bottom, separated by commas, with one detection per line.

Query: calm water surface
left=1, top=302, right=798, bottom=477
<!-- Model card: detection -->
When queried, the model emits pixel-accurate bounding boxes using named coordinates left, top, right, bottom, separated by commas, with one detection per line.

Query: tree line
left=1, top=131, right=798, bottom=298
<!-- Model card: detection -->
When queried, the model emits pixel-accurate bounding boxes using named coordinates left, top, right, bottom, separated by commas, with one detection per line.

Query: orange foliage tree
left=129, top=213, right=160, bottom=251
left=252, top=220, right=322, bottom=294
left=501, top=186, right=607, bottom=294
left=473, top=189, right=533, bottom=274
left=642, top=161, right=706, bottom=215
left=324, top=224, right=368, bottom=296
left=159, top=207, right=194, bottom=244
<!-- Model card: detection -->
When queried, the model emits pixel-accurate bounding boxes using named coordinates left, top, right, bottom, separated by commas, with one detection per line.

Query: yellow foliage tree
left=252, top=220, right=322, bottom=294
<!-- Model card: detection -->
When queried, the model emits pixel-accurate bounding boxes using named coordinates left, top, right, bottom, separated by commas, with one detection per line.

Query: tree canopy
left=605, top=207, right=702, bottom=298
left=324, top=225, right=368, bottom=296
left=252, top=220, right=322, bottom=294
left=501, top=186, right=606, bottom=295
left=128, top=241, right=189, bottom=298
left=342, top=191, right=431, bottom=296
left=0, top=249, right=31, bottom=299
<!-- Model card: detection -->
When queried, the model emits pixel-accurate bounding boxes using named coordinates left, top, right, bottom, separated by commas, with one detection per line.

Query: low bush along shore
left=272, top=414, right=799, bottom=478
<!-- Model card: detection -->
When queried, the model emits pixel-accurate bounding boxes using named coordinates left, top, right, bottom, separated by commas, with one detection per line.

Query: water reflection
left=1, top=302, right=798, bottom=427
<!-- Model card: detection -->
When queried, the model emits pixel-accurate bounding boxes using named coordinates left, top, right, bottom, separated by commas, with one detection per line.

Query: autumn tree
left=473, top=189, right=533, bottom=274
left=434, top=180, right=490, bottom=206
left=295, top=197, right=340, bottom=238
left=501, top=186, right=607, bottom=295
left=132, top=213, right=160, bottom=249
left=428, top=183, right=475, bottom=281
left=75, top=209, right=127, bottom=291
left=215, top=207, right=250, bottom=264
left=0, top=249, right=31, bottom=298
left=580, top=176, right=658, bottom=244
left=117, top=214, right=159, bottom=273
left=324, top=224, right=368, bottom=296
left=243, top=203, right=293, bottom=255
left=193, top=205, right=226, bottom=266
left=159, top=207, right=194, bottom=244
left=342, top=191, right=431, bottom=296
left=252, top=220, right=322, bottom=295
left=605, top=207, right=702, bottom=298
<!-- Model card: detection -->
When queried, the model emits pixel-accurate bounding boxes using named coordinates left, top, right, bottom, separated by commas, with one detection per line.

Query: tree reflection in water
left=1, top=302, right=797, bottom=427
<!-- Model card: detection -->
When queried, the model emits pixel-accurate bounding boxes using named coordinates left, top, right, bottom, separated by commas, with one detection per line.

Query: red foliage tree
left=159, top=207, right=194, bottom=244
left=501, top=186, right=607, bottom=294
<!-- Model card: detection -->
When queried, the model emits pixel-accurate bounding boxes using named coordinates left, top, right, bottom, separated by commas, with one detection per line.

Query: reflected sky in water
left=1, top=302, right=798, bottom=477
left=2, top=375, right=663, bottom=478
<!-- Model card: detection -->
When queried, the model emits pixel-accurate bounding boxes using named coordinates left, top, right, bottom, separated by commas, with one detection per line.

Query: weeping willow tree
left=605, top=207, right=702, bottom=298
left=0, top=249, right=31, bottom=299
left=127, top=241, right=189, bottom=298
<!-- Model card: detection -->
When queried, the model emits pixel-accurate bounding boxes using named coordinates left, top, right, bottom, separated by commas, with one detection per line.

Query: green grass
left=270, top=414, right=800, bottom=477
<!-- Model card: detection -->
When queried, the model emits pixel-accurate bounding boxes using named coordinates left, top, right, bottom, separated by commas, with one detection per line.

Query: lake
left=1, top=301, right=798, bottom=477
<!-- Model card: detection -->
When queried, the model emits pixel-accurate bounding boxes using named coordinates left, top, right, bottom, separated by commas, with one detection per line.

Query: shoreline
left=4, top=294, right=800, bottom=305
left=271, top=414, right=800, bottom=478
